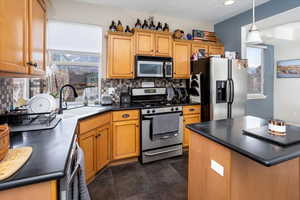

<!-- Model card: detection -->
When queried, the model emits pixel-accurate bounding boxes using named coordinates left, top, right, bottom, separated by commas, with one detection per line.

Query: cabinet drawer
left=183, top=105, right=201, bottom=115
left=79, top=112, right=111, bottom=134
left=112, top=110, right=139, bottom=122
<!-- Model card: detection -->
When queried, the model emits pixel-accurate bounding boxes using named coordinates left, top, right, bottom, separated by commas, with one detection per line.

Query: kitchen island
left=187, top=116, right=300, bottom=200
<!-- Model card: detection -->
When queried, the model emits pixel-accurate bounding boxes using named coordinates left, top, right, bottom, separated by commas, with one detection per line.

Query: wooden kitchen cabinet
left=183, top=105, right=201, bottom=148
left=191, top=43, right=209, bottom=56
left=0, top=0, right=46, bottom=76
left=208, top=44, right=224, bottom=56
left=112, top=118, right=140, bottom=160
left=135, top=29, right=172, bottom=57
left=107, top=32, right=135, bottom=79
left=78, top=112, right=112, bottom=182
left=173, top=41, right=191, bottom=79
left=79, top=129, right=96, bottom=181
left=28, top=0, right=46, bottom=75
left=0, top=0, right=28, bottom=74
left=135, top=31, right=155, bottom=56
left=95, top=124, right=111, bottom=171
left=155, top=33, right=172, bottom=57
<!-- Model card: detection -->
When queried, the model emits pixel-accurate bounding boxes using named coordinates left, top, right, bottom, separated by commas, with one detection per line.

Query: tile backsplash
left=101, top=78, right=187, bottom=103
left=0, top=78, right=13, bottom=113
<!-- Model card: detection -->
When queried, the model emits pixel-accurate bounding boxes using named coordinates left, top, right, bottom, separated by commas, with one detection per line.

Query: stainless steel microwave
left=136, top=56, right=173, bottom=78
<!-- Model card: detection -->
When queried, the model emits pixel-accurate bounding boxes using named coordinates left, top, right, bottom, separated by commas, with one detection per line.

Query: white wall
left=48, top=0, right=213, bottom=76
left=273, top=40, right=300, bottom=124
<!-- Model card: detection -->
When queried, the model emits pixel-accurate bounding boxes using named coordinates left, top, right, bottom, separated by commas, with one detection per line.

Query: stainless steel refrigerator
left=190, top=57, right=248, bottom=121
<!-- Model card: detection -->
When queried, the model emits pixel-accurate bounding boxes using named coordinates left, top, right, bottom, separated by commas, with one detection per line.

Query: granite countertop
left=0, top=102, right=199, bottom=191
left=0, top=118, right=78, bottom=191
left=187, top=115, right=300, bottom=167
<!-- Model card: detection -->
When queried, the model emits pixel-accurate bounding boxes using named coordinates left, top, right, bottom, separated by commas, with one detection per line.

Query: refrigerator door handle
left=226, top=80, right=231, bottom=103
left=230, top=79, right=235, bottom=103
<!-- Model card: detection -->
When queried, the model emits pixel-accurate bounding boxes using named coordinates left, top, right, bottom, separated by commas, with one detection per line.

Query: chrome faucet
left=58, top=84, right=78, bottom=114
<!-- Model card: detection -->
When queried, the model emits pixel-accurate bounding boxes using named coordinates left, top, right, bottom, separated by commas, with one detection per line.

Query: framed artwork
left=277, top=59, right=300, bottom=78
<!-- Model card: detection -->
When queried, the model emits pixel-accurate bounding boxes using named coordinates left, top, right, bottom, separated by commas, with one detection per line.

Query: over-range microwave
left=136, top=56, right=173, bottom=78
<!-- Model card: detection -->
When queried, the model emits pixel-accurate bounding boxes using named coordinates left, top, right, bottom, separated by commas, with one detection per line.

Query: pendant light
left=246, top=0, right=263, bottom=44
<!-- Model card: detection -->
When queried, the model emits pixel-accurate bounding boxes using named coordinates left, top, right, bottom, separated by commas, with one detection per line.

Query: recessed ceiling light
left=224, top=0, right=235, bottom=6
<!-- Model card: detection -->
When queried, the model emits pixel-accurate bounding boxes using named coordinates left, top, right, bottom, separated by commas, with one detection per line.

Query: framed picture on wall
left=277, top=59, right=300, bottom=78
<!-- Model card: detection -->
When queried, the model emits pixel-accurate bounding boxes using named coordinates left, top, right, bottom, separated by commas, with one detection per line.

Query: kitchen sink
left=60, top=106, right=108, bottom=119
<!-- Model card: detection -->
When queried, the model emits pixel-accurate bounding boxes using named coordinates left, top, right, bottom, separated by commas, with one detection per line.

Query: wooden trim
left=133, top=28, right=172, bottom=35
left=50, top=180, right=57, bottom=200
left=107, top=31, right=133, bottom=37
left=108, top=157, right=138, bottom=166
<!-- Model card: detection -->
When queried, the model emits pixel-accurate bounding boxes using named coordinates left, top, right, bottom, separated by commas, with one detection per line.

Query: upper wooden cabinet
left=135, top=29, right=172, bottom=57
left=135, top=31, right=155, bottom=56
left=191, top=43, right=209, bottom=56
left=155, top=34, right=172, bottom=57
left=28, top=0, right=46, bottom=75
left=0, top=0, right=46, bottom=76
left=0, top=0, right=28, bottom=74
left=173, top=41, right=191, bottom=79
left=107, top=32, right=135, bottom=79
left=208, top=44, right=224, bottom=56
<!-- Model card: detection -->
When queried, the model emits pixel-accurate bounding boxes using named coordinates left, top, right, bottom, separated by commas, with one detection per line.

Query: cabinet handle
left=27, top=61, right=38, bottom=68
left=122, top=114, right=130, bottom=118
left=189, top=108, right=195, bottom=112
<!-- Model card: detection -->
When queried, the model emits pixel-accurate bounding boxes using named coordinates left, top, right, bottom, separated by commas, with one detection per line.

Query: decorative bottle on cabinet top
left=116, top=20, right=124, bottom=32
left=109, top=21, right=117, bottom=32
left=135, top=19, right=142, bottom=29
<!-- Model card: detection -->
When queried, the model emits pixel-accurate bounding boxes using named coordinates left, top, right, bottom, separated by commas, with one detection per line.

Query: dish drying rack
left=0, top=109, right=57, bottom=126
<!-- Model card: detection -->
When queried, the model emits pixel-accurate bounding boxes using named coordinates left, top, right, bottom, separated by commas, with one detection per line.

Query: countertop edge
left=0, top=172, right=64, bottom=191
left=186, top=125, right=300, bottom=167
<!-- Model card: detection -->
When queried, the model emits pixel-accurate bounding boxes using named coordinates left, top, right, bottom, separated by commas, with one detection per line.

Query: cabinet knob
left=122, top=114, right=130, bottom=118
left=189, top=108, right=195, bottom=112
left=27, top=61, right=38, bottom=68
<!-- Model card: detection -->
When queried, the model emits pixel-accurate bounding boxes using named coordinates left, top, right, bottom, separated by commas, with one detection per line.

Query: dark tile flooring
left=88, top=152, right=188, bottom=200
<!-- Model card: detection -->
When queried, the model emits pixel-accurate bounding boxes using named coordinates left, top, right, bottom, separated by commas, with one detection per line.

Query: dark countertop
left=187, top=115, right=300, bottom=167
left=0, top=118, right=78, bottom=191
left=0, top=102, right=199, bottom=191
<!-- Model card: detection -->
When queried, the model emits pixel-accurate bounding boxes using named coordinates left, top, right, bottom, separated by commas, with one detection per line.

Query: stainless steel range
left=131, top=88, right=183, bottom=164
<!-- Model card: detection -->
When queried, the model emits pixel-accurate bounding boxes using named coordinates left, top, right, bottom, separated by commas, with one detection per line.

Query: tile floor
left=88, top=152, right=188, bottom=200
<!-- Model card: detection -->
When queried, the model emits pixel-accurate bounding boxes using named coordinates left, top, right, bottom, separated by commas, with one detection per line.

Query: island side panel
left=188, top=131, right=231, bottom=200
left=231, top=151, right=299, bottom=200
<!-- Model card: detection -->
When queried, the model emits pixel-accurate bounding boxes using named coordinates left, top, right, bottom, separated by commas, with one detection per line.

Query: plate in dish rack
left=27, top=94, right=57, bottom=113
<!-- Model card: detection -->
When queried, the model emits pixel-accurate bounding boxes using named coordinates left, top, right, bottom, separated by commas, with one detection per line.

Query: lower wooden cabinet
left=95, top=124, right=111, bottom=171
left=183, top=105, right=201, bottom=148
left=112, top=120, right=140, bottom=160
left=79, top=129, right=97, bottom=181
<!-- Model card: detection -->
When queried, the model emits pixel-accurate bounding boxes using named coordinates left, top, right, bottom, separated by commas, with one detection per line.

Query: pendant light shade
left=246, top=0, right=263, bottom=44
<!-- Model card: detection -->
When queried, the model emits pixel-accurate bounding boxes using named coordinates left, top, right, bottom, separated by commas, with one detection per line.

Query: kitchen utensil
left=27, top=94, right=57, bottom=113
left=0, top=125, right=10, bottom=161
left=167, top=87, right=175, bottom=102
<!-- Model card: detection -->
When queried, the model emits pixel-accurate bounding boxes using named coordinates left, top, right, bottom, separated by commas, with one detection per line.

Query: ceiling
left=72, top=0, right=270, bottom=23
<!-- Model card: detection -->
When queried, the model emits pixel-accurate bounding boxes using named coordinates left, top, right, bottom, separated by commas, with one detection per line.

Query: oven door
left=137, top=61, right=164, bottom=78
left=141, top=113, right=183, bottom=151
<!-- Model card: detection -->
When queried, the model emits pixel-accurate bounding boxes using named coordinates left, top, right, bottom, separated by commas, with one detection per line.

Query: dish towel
left=152, top=113, right=180, bottom=135
left=73, top=147, right=91, bottom=200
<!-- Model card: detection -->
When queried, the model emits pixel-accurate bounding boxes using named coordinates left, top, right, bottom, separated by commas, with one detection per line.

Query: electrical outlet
left=211, top=160, right=224, bottom=176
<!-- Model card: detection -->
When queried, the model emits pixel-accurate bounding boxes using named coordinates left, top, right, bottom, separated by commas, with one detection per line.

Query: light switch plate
left=211, top=160, right=224, bottom=176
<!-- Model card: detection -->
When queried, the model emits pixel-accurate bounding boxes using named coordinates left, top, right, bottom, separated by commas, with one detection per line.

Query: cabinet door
left=183, top=114, right=201, bottom=147
left=28, top=0, right=46, bottom=75
left=95, top=124, right=110, bottom=171
left=112, top=120, right=140, bottom=160
left=208, top=45, right=224, bottom=56
left=79, top=130, right=96, bottom=181
left=155, top=34, right=172, bottom=57
left=191, top=43, right=208, bottom=56
left=135, top=32, right=154, bottom=56
left=173, top=42, right=191, bottom=79
left=107, top=34, right=134, bottom=78
left=0, top=0, right=28, bottom=74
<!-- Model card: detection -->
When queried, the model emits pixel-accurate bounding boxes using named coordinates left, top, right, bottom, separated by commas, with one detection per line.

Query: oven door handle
left=144, top=147, right=181, bottom=157
left=68, top=163, right=80, bottom=185
left=160, top=133, right=178, bottom=140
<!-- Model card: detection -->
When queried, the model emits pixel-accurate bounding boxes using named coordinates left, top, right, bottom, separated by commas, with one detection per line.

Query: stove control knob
left=147, top=110, right=150, bottom=114
left=175, top=107, right=179, bottom=111
left=152, top=110, right=155, bottom=113
left=171, top=108, right=174, bottom=112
